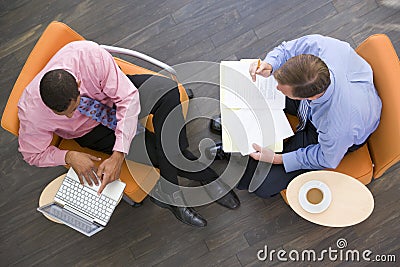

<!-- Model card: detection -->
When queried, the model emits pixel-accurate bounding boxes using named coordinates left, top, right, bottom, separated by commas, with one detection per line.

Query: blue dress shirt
left=264, top=35, right=382, bottom=171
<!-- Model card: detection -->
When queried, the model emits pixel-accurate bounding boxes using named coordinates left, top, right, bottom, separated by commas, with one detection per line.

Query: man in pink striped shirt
left=18, top=40, right=240, bottom=227
left=18, top=41, right=139, bottom=193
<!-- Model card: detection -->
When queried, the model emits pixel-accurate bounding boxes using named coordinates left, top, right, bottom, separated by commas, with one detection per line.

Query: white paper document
left=220, top=60, right=294, bottom=155
left=220, top=61, right=285, bottom=110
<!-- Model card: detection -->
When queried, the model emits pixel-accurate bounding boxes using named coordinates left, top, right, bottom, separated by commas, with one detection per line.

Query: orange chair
left=281, top=34, right=400, bottom=203
left=1, top=21, right=190, bottom=204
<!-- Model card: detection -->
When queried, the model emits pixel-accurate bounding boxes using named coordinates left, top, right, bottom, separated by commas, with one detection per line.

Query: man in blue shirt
left=237, top=34, right=382, bottom=197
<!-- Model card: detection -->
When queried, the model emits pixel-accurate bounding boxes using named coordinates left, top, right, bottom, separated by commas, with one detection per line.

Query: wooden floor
left=1, top=0, right=400, bottom=266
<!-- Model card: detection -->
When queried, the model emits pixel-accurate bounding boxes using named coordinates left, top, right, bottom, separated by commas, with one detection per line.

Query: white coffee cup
left=298, top=180, right=332, bottom=213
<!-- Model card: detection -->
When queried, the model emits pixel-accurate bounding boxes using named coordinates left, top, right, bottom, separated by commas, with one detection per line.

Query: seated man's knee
left=254, top=180, right=282, bottom=198
left=160, top=84, right=181, bottom=106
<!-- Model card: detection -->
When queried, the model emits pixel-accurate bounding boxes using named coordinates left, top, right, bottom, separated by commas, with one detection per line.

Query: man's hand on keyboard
left=65, top=151, right=101, bottom=186
left=96, top=151, right=125, bottom=195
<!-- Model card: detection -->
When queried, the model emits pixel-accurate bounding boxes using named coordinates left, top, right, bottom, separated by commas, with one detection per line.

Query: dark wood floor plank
left=24, top=210, right=151, bottom=266
left=201, top=29, right=259, bottom=63
left=112, top=15, right=177, bottom=50
left=0, top=0, right=79, bottom=39
left=68, top=226, right=149, bottom=266
left=209, top=0, right=291, bottom=48
left=64, top=0, right=136, bottom=35
left=166, top=37, right=217, bottom=65
left=218, top=255, right=243, bottom=267
left=0, top=23, right=43, bottom=61
left=114, top=2, right=228, bottom=51
left=304, top=0, right=379, bottom=42
left=0, top=50, right=20, bottom=111
left=232, top=1, right=340, bottom=61
left=126, top=192, right=264, bottom=265
left=237, top=0, right=285, bottom=18
left=130, top=193, right=265, bottom=261
left=351, top=7, right=400, bottom=48
left=83, top=0, right=192, bottom=46
left=152, top=241, right=209, bottom=267
left=189, top=235, right=250, bottom=266
left=254, top=0, right=334, bottom=40
left=332, top=0, right=367, bottom=12
left=233, top=36, right=279, bottom=63
left=88, top=247, right=138, bottom=267
left=171, top=0, right=241, bottom=24
left=204, top=198, right=283, bottom=251
left=147, top=9, right=241, bottom=64
left=235, top=2, right=337, bottom=62
left=258, top=2, right=338, bottom=49
left=0, top=0, right=29, bottom=14
left=74, top=0, right=168, bottom=42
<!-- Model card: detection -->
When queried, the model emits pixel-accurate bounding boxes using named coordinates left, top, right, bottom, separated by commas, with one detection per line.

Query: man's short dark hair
left=273, top=54, right=331, bottom=98
left=39, top=69, right=79, bottom=112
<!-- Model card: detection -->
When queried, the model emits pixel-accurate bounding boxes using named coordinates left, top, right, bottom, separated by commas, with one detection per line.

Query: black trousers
left=237, top=98, right=362, bottom=198
left=75, top=74, right=218, bottom=191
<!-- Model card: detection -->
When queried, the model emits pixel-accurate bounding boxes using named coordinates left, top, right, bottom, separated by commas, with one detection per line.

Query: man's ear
left=77, top=80, right=81, bottom=88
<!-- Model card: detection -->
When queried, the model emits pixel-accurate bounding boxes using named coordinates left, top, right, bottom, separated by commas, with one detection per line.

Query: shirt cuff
left=57, top=149, right=69, bottom=166
left=282, top=151, right=302, bottom=172
left=113, top=137, right=130, bottom=155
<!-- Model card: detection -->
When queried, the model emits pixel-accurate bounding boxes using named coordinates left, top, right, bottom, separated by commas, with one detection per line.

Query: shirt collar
left=311, top=69, right=334, bottom=105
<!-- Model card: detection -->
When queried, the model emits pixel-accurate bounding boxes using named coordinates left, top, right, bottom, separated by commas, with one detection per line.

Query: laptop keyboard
left=55, top=176, right=118, bottom=224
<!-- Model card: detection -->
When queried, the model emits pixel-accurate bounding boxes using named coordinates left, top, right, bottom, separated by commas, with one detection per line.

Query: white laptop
left=37, top=167, right=126, bottom=237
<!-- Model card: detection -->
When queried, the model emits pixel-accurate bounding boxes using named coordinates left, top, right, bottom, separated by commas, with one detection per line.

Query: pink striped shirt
left=18, top=41, right=140, bottom=167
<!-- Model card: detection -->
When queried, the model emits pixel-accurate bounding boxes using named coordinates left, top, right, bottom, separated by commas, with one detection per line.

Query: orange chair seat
left=327, top=144, right=373, bottom=185
left=285, top=114, right=373, bottom=184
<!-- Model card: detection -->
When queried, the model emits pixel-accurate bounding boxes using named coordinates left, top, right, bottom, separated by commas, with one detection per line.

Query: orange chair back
left=356, top=34, right=400, bottom=178
left=1, top=22, right=85, bottom=136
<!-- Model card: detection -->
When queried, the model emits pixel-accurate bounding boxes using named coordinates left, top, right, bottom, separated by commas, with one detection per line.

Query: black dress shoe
left=185, top=88, right=194, bottom=99
left=150, top=197, right=207, bottom=227
left=201, top=180, right=241, bottom=210
left=210, top=114, right=222, bottom=134
left=150, top=185, right=207, bottom=227
left=215, top=190, right=240, bottom=209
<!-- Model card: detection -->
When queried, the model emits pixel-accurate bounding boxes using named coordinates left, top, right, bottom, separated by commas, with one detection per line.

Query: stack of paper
left=220, top=60, right=294, bottom=155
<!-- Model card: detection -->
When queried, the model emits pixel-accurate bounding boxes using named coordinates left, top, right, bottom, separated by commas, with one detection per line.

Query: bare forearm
left=273, top=153, right=283, bottom=164
left=110, top=151, right=125, bottom=165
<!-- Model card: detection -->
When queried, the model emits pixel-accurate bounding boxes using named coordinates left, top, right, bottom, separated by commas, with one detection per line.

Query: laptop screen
left=37, top=203, right=104, bottom=237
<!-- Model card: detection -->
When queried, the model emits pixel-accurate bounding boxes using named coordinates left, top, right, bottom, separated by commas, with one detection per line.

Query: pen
left=257, top=58, right=261, bottom=70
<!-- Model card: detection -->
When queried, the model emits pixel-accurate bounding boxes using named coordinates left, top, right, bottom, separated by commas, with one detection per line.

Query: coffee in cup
left=298, top=179, right=332, bottom=213
left=306, top=187, right=324, bottom=205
